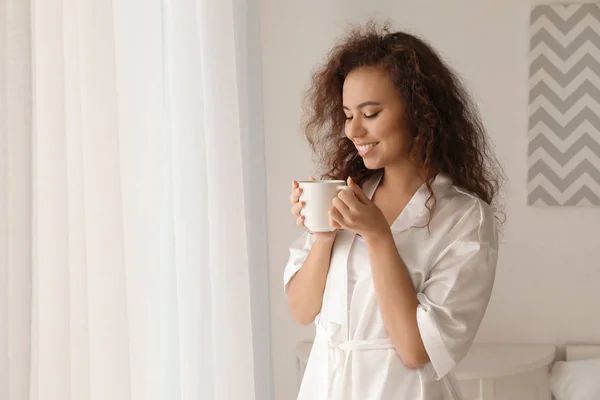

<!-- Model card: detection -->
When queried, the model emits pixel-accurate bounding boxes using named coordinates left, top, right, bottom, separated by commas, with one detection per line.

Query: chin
left=362, top=158, right=384, bottom=170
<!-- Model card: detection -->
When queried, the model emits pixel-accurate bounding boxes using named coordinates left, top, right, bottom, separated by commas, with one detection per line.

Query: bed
left=549, top=344, right=600, bottom=400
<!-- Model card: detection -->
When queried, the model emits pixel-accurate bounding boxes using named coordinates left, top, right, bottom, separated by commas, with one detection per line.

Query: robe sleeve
left=282, top=231, right=315, bottom=295
left=416, top=200, right=499, bottom=380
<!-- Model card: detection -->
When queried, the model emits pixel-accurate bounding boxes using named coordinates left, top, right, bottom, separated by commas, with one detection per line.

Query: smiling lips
left=356, top=142, right=378, bottom=156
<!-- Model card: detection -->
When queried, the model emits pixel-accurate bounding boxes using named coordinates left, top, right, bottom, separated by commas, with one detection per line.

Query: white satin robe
left=283, top=172, right=499, bottom=400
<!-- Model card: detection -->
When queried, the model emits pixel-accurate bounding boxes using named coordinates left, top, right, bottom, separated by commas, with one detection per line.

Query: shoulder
left=433, top=184, right=498, bottom=245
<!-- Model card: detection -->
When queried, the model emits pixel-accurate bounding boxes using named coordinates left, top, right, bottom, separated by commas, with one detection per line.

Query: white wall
left=260, top=1, right=600, bottom=399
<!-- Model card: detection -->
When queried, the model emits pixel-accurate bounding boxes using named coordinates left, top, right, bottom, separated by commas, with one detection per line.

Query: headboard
left=565, top=345, right=600, bottom=361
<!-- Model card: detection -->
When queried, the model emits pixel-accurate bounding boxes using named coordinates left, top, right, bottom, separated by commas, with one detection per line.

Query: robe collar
left=361, top=171, right=454, bottom=232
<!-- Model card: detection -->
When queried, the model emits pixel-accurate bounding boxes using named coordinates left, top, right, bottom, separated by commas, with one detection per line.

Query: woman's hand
left=329, top=177, right=390, bottom=240
left=290, top=177, right=337, bottom=240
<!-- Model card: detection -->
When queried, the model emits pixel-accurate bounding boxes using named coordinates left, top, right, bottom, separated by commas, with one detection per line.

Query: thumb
left=347, top=177, right=368, bottom=203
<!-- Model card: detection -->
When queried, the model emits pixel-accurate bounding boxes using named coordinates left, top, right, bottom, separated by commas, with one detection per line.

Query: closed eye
left=365, top=111, right=380, bottom=119
left=345, top=111, right=380, bottom=121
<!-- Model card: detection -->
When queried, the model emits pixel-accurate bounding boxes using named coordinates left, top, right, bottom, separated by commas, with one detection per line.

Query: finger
left=289, top=187, right=302, bottom=205
left=296, top=215, right=305, bottom=228
left=309, top=176, right=316, bottom=181
left=291, top=201, right=305, bottom=217
left=332, top=196, right=350, bottom=216
left=329, top=206, right=345, bottom=229
left=347, top=177, right=369, bottom=203
left=337, top=188, right=360, bottom=210
left=329, top=205, right=346, bottom=229
left=330, top=218, right=342, bottom=230
left=292, top=180, right=299, bottom=189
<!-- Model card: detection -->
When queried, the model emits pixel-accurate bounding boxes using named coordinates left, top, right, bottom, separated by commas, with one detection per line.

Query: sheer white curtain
left=0, top=1, right=33, bottom=400
left=0, top=0, right=271, bottom=399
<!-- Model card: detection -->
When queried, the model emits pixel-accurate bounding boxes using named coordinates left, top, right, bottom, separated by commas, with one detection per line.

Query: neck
left=380, top=159, right=428, bottom=196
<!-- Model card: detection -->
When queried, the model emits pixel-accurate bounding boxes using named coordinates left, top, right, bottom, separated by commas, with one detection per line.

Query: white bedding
left=550, top=345, right=600, bottom=400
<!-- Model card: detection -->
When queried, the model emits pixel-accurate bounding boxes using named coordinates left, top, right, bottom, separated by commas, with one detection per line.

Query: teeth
left=357, top=143, right=377, bottom=152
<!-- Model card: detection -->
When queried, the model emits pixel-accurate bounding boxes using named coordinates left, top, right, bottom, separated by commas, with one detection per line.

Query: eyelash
left=345, top=111, right=380, bottom=121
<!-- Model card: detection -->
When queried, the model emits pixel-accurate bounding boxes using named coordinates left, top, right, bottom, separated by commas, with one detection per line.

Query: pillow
left=550, top=359, right=600, bottom=400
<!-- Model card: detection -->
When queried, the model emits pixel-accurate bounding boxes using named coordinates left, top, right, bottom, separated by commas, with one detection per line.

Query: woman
left=284, top=22, right=504, bottom=400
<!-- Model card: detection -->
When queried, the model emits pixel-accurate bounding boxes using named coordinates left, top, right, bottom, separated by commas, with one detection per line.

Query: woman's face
left=342, top=65, right=412, bottom=170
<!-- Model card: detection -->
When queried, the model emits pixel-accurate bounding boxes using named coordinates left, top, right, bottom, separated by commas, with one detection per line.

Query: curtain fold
left=1, top=1, right=33, bottom=400
left=1, top=0, right=271, bottom=399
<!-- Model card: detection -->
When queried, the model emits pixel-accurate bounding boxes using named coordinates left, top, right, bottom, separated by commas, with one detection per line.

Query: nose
left=345, top=117, right=367, bottom=140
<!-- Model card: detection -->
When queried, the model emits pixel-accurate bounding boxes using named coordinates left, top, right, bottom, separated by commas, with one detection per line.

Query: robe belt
left=317, top=322, right=395, bottom=399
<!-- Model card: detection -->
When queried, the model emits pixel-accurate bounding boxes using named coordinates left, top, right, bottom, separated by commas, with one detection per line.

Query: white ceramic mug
left=299, top=180, right=347, bottom=232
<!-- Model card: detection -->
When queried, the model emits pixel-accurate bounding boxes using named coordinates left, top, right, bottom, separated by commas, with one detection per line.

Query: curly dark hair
left=302, top=21, right=505, bottom=220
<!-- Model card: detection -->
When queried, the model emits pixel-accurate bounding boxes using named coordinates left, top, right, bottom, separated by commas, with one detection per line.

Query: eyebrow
left=342, top=101, right=381, bottom=110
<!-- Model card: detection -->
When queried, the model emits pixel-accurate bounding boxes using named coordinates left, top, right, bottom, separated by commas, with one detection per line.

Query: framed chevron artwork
left=528, top=4, right=600, bottom=206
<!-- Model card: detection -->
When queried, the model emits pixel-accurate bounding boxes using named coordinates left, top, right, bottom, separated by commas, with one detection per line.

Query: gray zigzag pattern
left=529, top=80, right=600, bottom=113
left=528, top=186, right=560, bottom=205
left=528, top=185, right=600, bottom=205
left=529, top=5, right=600, bottom=206
left=530, top=27, right=600, bottom=61
left=528, top=133, right=600, bottom=166
left=529, top=54, right=600, bottom=86
left=529, top=107, right=600, bottom=140
left=528, top=159, right=600, bottom=190
left=531, top=4, right=600, bottom=34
